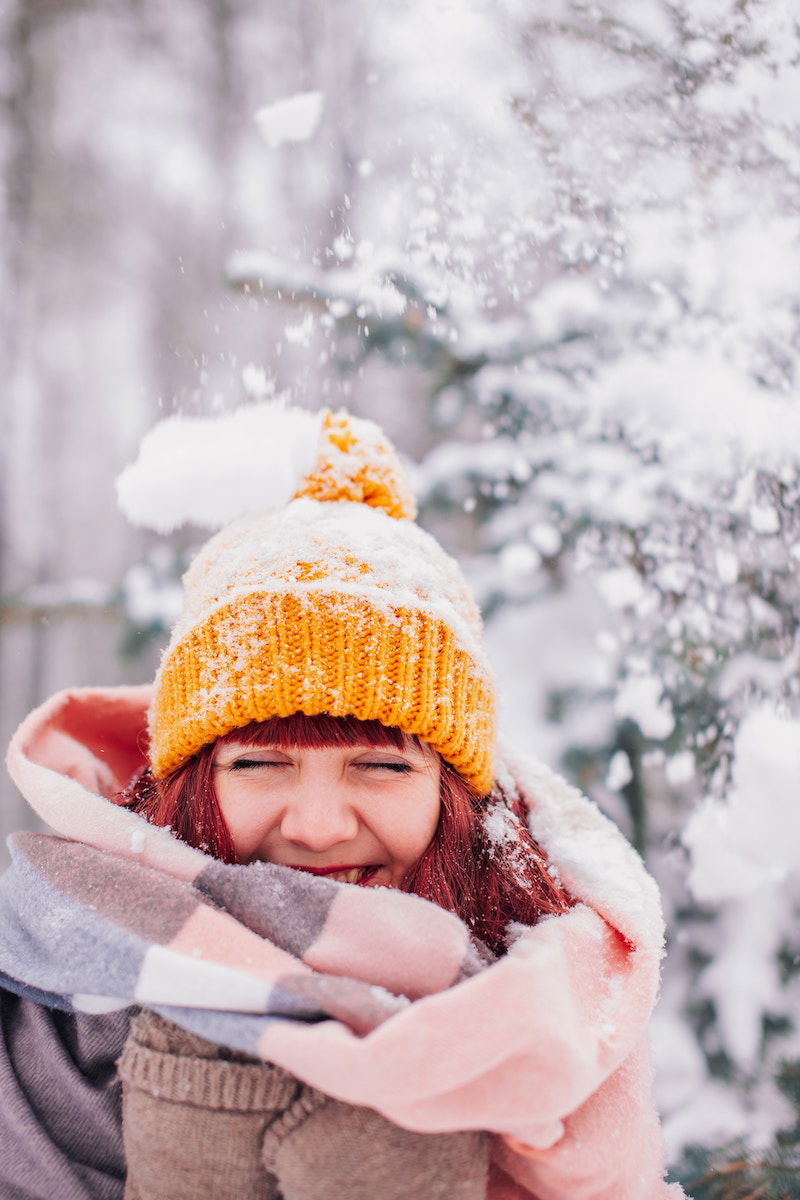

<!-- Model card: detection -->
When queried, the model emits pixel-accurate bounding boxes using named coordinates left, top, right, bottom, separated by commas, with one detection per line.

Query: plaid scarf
left=0, top=826, right=489, bottom=1044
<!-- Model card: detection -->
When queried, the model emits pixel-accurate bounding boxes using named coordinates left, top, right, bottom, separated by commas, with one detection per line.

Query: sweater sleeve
left=261, top=1080, right=488, bottom=1200
left=119, top=1010, right=291, bottom=1200
left=120, top=1011, right=489, bottom=1200
left=0, top=988, right=128, bottom=1200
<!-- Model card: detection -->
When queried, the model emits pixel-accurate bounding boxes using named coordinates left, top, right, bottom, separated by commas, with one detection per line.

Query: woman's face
left=212, top=737, right=441, bottom=887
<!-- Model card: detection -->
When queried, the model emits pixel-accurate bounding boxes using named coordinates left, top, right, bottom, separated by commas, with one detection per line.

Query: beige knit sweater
left=119, top=1010, right=488, bottom=1200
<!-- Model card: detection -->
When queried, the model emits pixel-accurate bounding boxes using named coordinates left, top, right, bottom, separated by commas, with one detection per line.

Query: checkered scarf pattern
left=0, top=827, right=488, bottom=1051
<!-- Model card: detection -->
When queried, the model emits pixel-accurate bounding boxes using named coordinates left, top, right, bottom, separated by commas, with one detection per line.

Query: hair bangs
left=216, top=713, right=411, bottom=753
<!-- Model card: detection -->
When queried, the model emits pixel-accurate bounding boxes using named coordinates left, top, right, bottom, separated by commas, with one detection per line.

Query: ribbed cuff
left=119, top=1041, right=300, bottom=1113
left=260, top=1086, right=330, bottom=1167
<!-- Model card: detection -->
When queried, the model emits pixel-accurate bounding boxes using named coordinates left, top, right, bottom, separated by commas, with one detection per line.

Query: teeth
left=327, top=867, right=373, bottom=884
left=329, top=868, right=363, bottom=884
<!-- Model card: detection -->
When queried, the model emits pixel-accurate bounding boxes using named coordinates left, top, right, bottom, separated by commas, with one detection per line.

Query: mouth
left=291, top=864, right=381, bottom=886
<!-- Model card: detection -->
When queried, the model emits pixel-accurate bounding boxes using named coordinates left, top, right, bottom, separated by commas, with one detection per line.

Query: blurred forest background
left=2, top=0, right=800, bottom=1193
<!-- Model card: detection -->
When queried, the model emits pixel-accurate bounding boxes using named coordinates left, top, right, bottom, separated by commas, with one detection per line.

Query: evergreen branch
left=521, top=16, right=707, bottom=87
left=686, top=1148, right=800, bottom=1200
left=225, top=250, right=593, bottom=384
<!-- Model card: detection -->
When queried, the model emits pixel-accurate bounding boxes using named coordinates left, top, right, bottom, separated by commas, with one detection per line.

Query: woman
left=0, top=407, right=682, bottom=1199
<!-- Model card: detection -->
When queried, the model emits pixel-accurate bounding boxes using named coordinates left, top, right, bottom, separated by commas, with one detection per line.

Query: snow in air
left=255, top=91, right=324, bottom=148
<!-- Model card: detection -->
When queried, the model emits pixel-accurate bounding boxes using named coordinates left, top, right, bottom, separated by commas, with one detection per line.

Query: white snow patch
left=483, top=802, right=519, bottom=850
left=116, top=402, right=323, bottom=533
left=529, top=522, right=562, bottom=557
left=242, top=364, right=275, bottom=400
left=714, top=548, right=739, bottom=585
left=284, top=313, right=316, bottom=346
left=483, top=800, right=536, bottom=887
left=255, top=91, right=324, bottom=148
left=684, top=707, right=800, bottom=901
left=749, top=504, right=780, bottom=535
left=500, top=541, right=540, bottom=580
left=699, top=889, right=784, bottom=1070
left=614, top=675, right=675, bottom=740
left=606, top=750, right=633, bottom=791
left=596, top=568, right=643, bottom=610
left=665, top=752, right=695, bottom=787
left=589, top=348, right=800, bottom=480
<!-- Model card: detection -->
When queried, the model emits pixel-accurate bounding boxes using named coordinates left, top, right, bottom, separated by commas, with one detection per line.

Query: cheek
left=215, top=780, right=279, bottom=853
left=379, top=778, right=441, bottom=864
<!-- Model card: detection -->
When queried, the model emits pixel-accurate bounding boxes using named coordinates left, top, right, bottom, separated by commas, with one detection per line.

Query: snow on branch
left=225, top=251, right=588, bottom=384
left=227, top=250, right=415, bottom=318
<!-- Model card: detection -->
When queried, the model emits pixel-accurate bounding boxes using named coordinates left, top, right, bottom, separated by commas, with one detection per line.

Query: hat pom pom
left=116, top=401, right=324, bottom=533
left=295, top=409, right=417, bottom=520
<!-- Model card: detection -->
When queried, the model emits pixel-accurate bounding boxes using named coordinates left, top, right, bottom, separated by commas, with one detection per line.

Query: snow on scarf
left=0, top=827, right=489, bottom=1034
left=2, top=687, right=683, bottom=1200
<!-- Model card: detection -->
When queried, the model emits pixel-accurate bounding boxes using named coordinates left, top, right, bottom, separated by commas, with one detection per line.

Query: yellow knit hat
left=146, top=409, right=496, bottom=794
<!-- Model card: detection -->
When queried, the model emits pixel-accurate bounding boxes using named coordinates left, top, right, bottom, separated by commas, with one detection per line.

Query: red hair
left=123, top=713, right=572, bottom=955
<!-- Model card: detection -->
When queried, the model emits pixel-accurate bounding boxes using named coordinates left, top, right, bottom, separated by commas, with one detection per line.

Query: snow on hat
left=118, top=405, right=496, bottom=793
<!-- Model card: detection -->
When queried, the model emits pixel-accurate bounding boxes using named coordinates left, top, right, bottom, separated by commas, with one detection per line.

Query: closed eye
left=354, top=761, right=412, bottom=774
left=229, top=758, right=289, bottom=771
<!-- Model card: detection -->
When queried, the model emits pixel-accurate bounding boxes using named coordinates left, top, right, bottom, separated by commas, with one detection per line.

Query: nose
left=279, top=782, right=360, bottom=852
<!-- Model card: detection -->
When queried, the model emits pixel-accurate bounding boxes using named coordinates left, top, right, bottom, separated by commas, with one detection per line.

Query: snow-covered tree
left=223, top=1, right=800, bottom=1189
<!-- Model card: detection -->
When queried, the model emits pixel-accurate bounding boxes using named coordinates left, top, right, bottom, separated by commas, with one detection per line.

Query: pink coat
left=6, top=687, right=684, bottom=1200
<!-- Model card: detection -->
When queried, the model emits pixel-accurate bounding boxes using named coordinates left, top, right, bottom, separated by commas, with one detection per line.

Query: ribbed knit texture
left=119, top=1042, right=299, bottom=1113
left=150, top=593, right=495, bottom=792
left=120, top=1010, right=489, bottom=1200
left=259, top=1087, right=330, bottom=1164
left=119, top=1009, right=300, bottom=1112
left=261, top=1089, right=489, bottom=1200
